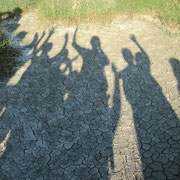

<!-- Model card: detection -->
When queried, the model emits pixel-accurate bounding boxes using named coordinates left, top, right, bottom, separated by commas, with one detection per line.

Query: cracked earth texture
left=0, top=13, right=180, bottom=180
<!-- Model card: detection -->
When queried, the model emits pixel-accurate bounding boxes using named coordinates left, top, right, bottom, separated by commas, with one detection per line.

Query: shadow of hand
left=112, top=63, right=121, bottom=79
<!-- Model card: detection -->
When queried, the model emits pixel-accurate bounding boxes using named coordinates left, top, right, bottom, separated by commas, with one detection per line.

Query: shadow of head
left=91, top=36, right=101, bottom=49
left=0, top=7, right=22, bottom=21
left=169, top=58, right=180, bottom=70
left=122, top=48, right=133, bottom=65
left=62, top=49, right=69, bottom=57
left=169, top=58, right=180, bottom=77
left=13, top=8, right=22, bottom=16
left=169, top=58, right=180, bottom=92
left=16, top=31, right=27, bottom=40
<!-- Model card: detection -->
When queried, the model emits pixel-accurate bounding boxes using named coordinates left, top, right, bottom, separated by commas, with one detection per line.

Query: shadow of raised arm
left=112, top=63, right=121, bottom=79
left=72, top=26, right=84, bottom=54
left=109, top=63, right=121, bottom=170
left=130, top=34, right=148, bottom=57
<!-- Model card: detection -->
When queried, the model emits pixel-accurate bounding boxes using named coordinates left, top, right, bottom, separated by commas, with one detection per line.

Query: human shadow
left=0, top=7, right=27, bottom=83
left=0, top=7, right=22, bottom=21
left=0, top=8, right=23, bottom=32
left=0, top=27, right=121, bottom=179
left=115, top=35, right=180, bottom=179
left=0, top=29, right=55, bottom=179
left=169, top=58, right=180, bottom=94
left=0, top=8, right=27, bottom=130
left=51, top=32, right=78, bottom=76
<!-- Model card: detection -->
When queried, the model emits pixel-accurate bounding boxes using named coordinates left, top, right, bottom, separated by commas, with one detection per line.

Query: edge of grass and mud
left=0, top=27, right=20, bottom=79
left=0, top=0, right=180, bottom=78
left=0, top=0, right=179, bottom=29
left=0, top=8, right=22, bottom=79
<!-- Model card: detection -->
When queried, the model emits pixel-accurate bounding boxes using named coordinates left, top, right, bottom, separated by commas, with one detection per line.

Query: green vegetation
left=0, top=0, right=179, bottom=25
left=0, top=29, right=20, bottom=77
left=0, top=0, right=37, bottom=12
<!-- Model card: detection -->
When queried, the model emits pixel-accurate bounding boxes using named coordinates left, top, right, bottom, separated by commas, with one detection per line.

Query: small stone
left=142, top=143, right=151, bottom=150
left=98, top=124, right=109, bottom=132
left=143, top=151, right=152, bottom=158
left=89, top=167, right=98, bottom=175
left=152, top=171, right=166, bottom=179
left=36, top=140, right=44, bottom=148
left=61, top=130, right=72, bottom=136
left=68, top=125, right=79, bottom=132
left=166, top=163, right=180, bottom=175
left=90, top=173, right=101, bottom=180
left=141, top=137, right=151, bottom=143
left=21, top=108, right=27, bottom=113
left=51, top=166, right=64, bottom=176
left=157, top=156, right=168, bottom=165
left=101, top=148, right=113, bottom=157
left=164, top=171, right=174, bottom=179
left=149, top=162, right=163, bottom=171
left=99, top=167, right=108, bottom=176
left=64, top=142, right=73, bottom=149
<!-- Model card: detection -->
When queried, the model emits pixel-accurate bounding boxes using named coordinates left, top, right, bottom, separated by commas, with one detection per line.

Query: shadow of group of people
left=116, top=35, right=180, bottom=179
left=0, top=11, right=180, bottom=179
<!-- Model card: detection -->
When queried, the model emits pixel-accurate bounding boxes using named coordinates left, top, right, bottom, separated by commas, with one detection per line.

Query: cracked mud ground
left=0, top=13, right=180, bottom=179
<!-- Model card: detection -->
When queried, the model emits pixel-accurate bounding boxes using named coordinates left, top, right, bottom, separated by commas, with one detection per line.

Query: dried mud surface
left=0, top=13, right=180, bottom=179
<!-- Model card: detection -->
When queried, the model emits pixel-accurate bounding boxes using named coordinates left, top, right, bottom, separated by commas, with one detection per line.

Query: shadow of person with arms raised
left=118, top=35, right=180, bottom=179
left=0, top=26, right=122, bottom=179
left=0, top=29, right=57, bottom=179
left=0, top=7, right=23, bottom=34
left=169, top=58, right=180, bottom=94
left=0, top=7, right=27, bottom=83
left=0, top=7, right=22, bottom=22
left=60, top=27, right=121, bottom=179
left=51, top=33, right=78, bottom=76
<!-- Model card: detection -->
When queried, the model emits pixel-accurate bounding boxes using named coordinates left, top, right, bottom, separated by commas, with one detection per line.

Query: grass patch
left=0, top=0, right=37, bottom=13
left=114, top=0, right=180, bottom=26
left=0, top=0, right=179, bottom=25
left=0, top=28, right=20, bottom=77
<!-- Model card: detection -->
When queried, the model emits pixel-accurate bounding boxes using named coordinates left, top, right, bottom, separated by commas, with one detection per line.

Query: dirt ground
left=0, top=12, right=180, bottom=179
